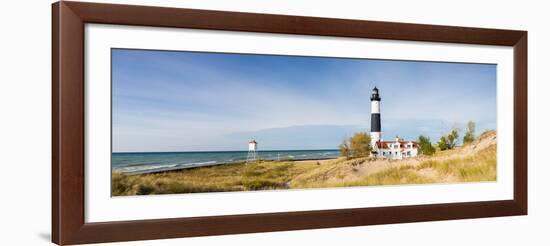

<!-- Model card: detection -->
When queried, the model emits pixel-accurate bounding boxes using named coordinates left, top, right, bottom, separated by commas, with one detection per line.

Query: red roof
left=376, top=140, right=418, bottom=149
left=249, top=140, right=257, bottom=144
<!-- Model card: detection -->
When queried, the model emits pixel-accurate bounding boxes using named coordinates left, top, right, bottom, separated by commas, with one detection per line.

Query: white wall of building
left=378, top=141, right=418, bottom=159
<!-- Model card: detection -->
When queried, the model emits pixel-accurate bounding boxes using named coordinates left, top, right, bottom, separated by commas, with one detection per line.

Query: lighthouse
left=370, top=86, right=381, bottom=149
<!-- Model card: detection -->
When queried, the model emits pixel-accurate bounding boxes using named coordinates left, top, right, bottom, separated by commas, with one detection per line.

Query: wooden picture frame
left=52, top=1, right=527, bottom=245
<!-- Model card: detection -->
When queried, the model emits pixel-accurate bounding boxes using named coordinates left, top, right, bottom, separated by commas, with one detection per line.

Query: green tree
left=418, top=135, right=436, bottom=155
left=463, top=121, right=476, bottom=144
left=438, top=129, right=460, bottom=150
left=350, top=132, right=372, bottom=158
left=447, top=129, right=459, bottom=148
left=339, top=132, right=371, bottom=159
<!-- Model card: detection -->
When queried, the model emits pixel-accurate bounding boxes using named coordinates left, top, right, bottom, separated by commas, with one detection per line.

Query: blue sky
left=112, top=49, right=496, bottom=152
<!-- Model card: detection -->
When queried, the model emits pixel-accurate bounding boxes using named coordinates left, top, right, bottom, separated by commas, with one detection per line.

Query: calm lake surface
left=112, top=149, right=339, bottom=174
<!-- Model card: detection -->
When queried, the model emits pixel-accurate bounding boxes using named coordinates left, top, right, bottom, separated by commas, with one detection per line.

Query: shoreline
left=117, top=157, right=340, bottom=176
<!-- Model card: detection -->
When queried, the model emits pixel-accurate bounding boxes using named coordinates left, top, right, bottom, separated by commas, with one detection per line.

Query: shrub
left=463, top=121, right=476, bottom=144
left=350, top=132, right=371, bottom=158
left=418, top=135, right=436, bottom=155
left=438, top=129, right=459, bottom=150
left=136, top=184, right=155, bottom=195
left=448, top=129, right=459, bottom=148
left=340, top=132, right=372, bottom=159
left=242, top=179, right=285, bottom=190
left=438, top=136, right=449, bottom=151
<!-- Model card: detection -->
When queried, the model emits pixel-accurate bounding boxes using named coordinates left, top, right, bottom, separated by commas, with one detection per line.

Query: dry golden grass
left=112, top=160, right=320, bottom=196
left=416, top=144, right=496, bottom=182
left=291, top=144, right=496, bottom=188
left=112, top=131, right=497, bottom=196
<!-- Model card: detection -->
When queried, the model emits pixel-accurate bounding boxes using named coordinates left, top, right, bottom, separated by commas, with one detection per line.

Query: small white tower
left=246, top=140, right=258, bottom=163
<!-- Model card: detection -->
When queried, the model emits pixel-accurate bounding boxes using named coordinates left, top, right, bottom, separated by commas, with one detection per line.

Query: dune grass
left=112, top=160, right=320, bottom=196
left=112, top=134, right=496, bottom=196
left=291, top=143, right=496, bottom=188
left=416, top=144, right=496, bottom=182
left=290, top=165, right=435, bottom=189
left=287, top=157, right=370, bottom=188
left=357, top=166, right=435, bottom=185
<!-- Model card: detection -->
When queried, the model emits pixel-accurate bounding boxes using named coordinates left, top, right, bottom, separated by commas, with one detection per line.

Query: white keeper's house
left=369, top=86, right=419, bottom=159
left=375, top=137, right=419, bottom=159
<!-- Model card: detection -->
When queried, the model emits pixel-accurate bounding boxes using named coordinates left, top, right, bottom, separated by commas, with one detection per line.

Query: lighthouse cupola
left=371, top=86, right=381, bottom=101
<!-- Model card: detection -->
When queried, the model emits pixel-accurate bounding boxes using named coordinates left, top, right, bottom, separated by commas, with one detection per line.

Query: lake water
left=112, top=149, right=339, bottom=174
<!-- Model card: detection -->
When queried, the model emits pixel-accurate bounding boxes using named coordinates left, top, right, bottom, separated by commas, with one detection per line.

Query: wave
left=116, top=164, right=178, bottom=172
left=181, top=160, right=217, bottom=166
left=118, top=162, right=163, bottom=168
left=115, top=161, right=220, bottom=174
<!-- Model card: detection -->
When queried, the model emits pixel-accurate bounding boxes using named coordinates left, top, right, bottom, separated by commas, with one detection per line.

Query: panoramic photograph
left=111, top=48, right=497, bottom=196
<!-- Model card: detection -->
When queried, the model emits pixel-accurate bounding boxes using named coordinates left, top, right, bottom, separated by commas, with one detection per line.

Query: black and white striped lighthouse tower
left=370, top=86, right=382, bottom=149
